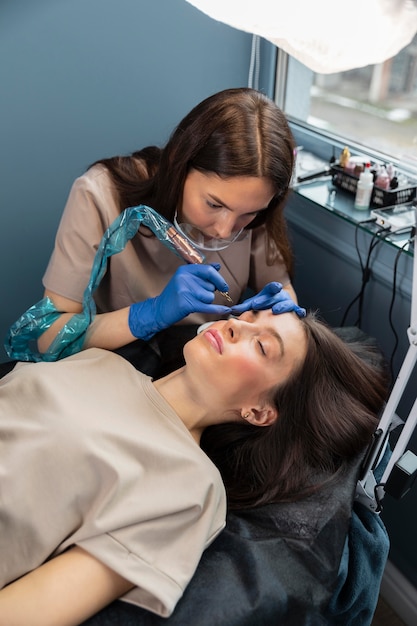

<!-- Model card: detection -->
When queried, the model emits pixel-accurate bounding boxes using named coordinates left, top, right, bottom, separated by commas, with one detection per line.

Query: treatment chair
left=0, top=360, right=17, bottom=378
left=81, top=450, right=389, bottom=626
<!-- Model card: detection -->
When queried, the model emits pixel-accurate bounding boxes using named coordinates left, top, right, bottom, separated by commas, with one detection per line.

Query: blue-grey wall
left=0, top=0, right=270, bottom=361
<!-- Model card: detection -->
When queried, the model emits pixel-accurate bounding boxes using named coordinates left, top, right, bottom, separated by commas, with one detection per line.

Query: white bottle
left=354, top=163, right=374, bottom=210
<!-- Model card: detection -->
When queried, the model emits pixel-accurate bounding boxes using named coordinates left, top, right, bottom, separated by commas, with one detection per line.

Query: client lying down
left=0, top=309, right=388, bottom=626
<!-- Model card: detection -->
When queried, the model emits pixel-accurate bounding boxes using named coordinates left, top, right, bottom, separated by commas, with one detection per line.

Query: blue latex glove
left=128, top=263, right=232, bottom=340
left=230, top=282, right=306, bottom=318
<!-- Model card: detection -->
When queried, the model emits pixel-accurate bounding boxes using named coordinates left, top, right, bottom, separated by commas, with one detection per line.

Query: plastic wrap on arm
left=4, top=205, right=196, bottom=362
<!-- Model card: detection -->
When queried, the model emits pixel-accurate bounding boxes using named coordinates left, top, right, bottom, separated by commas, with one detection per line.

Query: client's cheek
left=229, top=357, right=260, bottom=380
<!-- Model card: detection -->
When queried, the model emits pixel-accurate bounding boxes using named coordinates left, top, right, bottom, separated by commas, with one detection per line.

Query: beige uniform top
left=43, top=165, right=290, bottom=324
left=0, top=349, right=226, bottom=617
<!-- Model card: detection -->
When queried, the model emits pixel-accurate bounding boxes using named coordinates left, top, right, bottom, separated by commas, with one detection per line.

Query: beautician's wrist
left=128, top=299, right=163, bottom=341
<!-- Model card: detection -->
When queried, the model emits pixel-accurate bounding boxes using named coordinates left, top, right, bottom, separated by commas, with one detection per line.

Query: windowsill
left=288, top=122, right=417, bottom=254
left=291, top=177, right=415, bottom=257
left=286, top=177, right=414, bottom=322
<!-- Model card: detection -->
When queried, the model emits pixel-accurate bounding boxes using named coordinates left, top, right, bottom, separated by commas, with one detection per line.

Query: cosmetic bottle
left=354, top=162, right=373, bottom=210
left=375, top=166, right=390, bottom=190
left=339, top=146, right=351, bottom=169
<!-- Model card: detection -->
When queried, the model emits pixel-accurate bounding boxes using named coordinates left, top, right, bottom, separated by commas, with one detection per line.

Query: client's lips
left=204, top=328, right=223, bottom=354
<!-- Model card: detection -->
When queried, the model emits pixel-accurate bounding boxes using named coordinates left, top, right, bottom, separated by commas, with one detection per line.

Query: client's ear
left=242, top=405, right=278, bottom=427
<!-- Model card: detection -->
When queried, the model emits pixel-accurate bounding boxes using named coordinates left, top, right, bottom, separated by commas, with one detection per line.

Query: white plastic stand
left=356, top=206, right=417, bottom=511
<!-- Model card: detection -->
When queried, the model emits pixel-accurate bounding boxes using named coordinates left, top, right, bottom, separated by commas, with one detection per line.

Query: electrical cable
left=387, top=227, right=415, bottom=379
left=353, top=217, right=379, bottom=274
left=356, top=227, right=392, bottom=327
left=340, top=219, right=376, bottom=326
left=357, top=226, right=412, bottom=328
left=340, top=219, right=368, bottom=326
left=355, top=227, right=385, bottom=326
left=340, top=221, right=389, bottom=327
left=374, top=482, right=386, bottom=513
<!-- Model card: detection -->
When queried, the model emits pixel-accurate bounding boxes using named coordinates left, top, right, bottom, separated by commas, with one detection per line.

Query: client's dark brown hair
left=201, top=314, right=390, bottom=510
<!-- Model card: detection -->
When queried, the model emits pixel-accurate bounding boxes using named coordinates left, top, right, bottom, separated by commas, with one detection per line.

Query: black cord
left=359, top=226, right=402, bottom=326
left=374, top=482, right=386, bottom=513
left=354, top=217, right=379, bottom=272
left=341, top=222, right=389, bottom=327
left=341, top=219, right=376, bottom=326
left=387, top=229, right=415, bottom=379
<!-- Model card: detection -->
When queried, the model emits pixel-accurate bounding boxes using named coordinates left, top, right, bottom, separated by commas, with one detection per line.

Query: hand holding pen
left=128, top=213, right=234, bottom=341
left=128, top=264, right=232, bottom=341
left=165, top=226, right=233, bottom=302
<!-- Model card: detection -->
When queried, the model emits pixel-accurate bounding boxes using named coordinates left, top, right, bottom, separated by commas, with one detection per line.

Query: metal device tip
left=218, top=291, right=233, bottom=304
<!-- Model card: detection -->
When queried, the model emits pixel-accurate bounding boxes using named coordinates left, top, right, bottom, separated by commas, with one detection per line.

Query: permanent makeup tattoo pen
left=165, top=225, right=233, bottom=303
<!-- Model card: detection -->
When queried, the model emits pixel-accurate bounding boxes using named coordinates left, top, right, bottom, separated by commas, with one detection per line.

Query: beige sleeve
left=77, top=475, right=226, bottom=618
left=249, top=225, right=291, bottom=292
left=42, top=167, right=119, bottom=303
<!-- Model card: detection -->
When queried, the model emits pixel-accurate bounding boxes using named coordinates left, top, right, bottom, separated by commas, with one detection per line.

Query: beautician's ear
left=242, top=406, right=278, bottom=427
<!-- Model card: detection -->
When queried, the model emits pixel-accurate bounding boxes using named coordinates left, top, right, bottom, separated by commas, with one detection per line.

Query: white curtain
left=185, top=0, right=417, bottom=74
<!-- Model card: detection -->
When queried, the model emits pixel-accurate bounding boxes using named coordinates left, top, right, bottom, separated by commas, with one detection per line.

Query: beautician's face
left=179, top=169, right=274, bottom=240
left=185, top=310, right=307, bottom=408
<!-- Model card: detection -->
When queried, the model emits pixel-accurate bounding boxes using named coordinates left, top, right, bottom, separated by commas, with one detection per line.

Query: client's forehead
left=241, top=309, right=299, bottom=328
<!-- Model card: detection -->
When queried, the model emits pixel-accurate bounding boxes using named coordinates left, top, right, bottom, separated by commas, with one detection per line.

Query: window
left=277, top=34, right=417, bottom=174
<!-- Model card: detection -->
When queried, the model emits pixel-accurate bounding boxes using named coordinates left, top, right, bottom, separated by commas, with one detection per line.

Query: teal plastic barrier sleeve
left=4, top=205, right=192, bottom=362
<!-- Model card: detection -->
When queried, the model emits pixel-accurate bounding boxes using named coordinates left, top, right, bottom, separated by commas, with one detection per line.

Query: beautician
left=34, top=88, right=301, bottom=373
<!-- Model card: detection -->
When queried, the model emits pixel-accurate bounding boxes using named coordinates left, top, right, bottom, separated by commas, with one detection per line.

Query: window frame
left=274, top=49, right=417, bottom=179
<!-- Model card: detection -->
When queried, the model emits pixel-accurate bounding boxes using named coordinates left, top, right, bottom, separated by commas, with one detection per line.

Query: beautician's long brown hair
left=90, top=88, right=296, bottom=277
left=201, top=314, right=390, bottom=510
